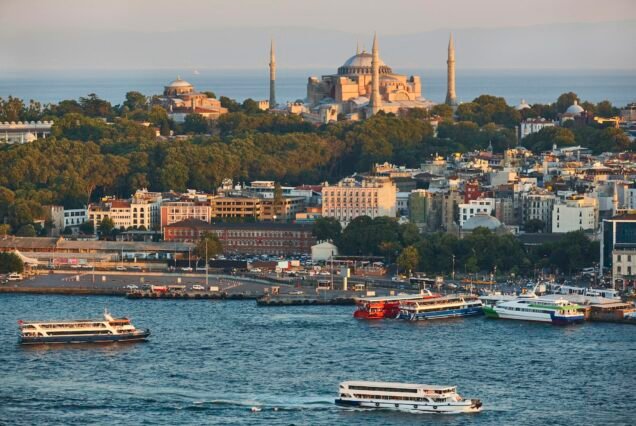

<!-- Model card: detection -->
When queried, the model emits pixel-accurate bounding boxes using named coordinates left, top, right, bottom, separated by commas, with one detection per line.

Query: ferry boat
left=483, top=295, right=584, bottom=325
left=335, top=381, right=482, bottom=414
left=18, top=309, right=151, bottom=345
left=397, top=294, right=483, bottom=320
left=353, top=291, right=438, bottom=319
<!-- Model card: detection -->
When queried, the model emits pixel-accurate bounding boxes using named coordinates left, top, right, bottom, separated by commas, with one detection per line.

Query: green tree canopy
left=194, top=232, right=223, bottom=259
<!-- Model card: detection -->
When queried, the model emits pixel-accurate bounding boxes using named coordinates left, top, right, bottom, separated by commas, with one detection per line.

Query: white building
left=519, top=118, right=555, bottom=139
left=458, top=197, right=495, bottom=228
left=47, top=206, right=89, bottom=235
left=0, top=121, right=53, bottom=144
left=552, top=196, right=598, bottom=233
left=89, top=189, right=162, bottom=231
left=322, top=176, right=397, bottom=227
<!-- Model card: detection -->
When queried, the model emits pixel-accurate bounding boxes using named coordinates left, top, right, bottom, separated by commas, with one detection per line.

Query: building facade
left=551, top=196, right=598, bottom=233
left=321, top=176, right=397, bottom=227
left=458, top=198, right=495, bottom=228
left=160, top=201, right=212, bottom=232
left=164, top=219, right=316, bottom=255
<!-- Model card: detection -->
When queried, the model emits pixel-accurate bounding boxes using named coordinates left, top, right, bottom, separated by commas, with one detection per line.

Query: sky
left=0, top=0, right=635, bottom=70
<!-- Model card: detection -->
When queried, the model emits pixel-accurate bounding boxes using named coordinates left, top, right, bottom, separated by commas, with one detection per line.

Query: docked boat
left=354, top=291, right=438, bottom=319
left=335, top=381, right=482, bottom=414
left=483, top=294, right=584, bottom=325
left=18, top=309, right=150, bottom=344
left=397, top=294, right=483, bottom=320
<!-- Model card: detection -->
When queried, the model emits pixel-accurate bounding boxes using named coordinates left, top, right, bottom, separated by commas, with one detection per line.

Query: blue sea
left=0, top=69, right=634, bottom=107
left=1, top=294, right=635, bottom=425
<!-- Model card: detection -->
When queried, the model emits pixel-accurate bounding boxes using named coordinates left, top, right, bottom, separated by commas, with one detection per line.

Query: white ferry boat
left=18, top=309, right=150, bottom=344
left=483, top=295, right=584, bottom=325
left=397, top=294, right=483, bottom=320
left=335, top=381, right=482, bottom=414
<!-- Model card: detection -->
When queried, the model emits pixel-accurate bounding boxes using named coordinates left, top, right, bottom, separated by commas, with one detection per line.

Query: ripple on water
left=1, top=294, right=635, bottom=426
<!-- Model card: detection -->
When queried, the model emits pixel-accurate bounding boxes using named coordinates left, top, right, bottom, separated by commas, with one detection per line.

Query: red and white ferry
left=354, top=291, right=439, bottom=320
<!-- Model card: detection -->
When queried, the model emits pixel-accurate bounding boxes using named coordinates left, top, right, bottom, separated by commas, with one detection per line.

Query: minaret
left=269, top=39, right=276, bottom=109
left=370, top=33, right=382, bottom=115
left=445, top=33, right=457, bottom=106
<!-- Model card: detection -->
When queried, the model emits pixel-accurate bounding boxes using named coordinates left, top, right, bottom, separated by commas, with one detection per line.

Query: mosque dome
left=565, top=100, right=584, bottom=115
left=338, top=51, right=393, bottom=76
left=515, top=99, right=531, bottom=110
left=463, top=213, right=502, bottom=231
left=167, top=76, right=193, bottom=88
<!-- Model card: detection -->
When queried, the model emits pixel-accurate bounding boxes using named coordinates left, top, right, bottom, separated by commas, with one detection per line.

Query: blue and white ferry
left=18, top=309, right=150, bottom=345
left=397, top=294, right=483, bottom=320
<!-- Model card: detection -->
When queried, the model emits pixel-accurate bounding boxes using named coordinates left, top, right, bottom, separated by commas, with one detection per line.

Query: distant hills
left=1, top=20, right=634, bottom=71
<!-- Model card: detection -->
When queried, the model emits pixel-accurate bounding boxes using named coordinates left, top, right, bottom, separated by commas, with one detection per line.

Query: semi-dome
left=463, top=213, right=502, bottom=231
left=565, top=100, right=584, bottom=115
left=337, top=51, right=393, bottom=76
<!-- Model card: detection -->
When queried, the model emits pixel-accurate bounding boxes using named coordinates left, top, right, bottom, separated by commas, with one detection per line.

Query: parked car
left=181, top=267, right=193, bottom=272
left=130, top=266, right=142, bottom=272
left=289, top=290, right=304, bottom=295
left=115, top=265, right=127, bottom=271
left=192, top=285, right=205, bottom=291
left=124, top=284, right=138, bottom=290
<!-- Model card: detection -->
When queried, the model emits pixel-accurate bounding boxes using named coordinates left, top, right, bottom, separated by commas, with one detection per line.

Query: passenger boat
left=18, top=309, right=151, bottom=344
left=483, top=294, right=584, bottom=325
left=354, top=291, right=438, bottom=319
left=335, top=381, right=482, bottom=414
left=397, top=294, right=483, bottom=320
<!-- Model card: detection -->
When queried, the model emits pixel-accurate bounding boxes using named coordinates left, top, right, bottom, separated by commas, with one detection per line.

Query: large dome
left=565, top=100, right=584, bottom=115
left=338, top=52, right=393, bottom=76
left=167, top=77, right=193, bottom=88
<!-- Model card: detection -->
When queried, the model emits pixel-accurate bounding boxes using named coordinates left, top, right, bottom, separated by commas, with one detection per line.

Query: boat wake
left=188, top=397, right=334, bottom=412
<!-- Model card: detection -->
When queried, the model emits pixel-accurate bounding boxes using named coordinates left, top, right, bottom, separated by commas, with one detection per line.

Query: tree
left=202, top=91, right=216, bottom=99
left=555, top=92, right=579, bottom=113
left=16, top=224, right=36, bottom=237
left=312, top=217, right=342, bottom=242
left=596, top=100, right=618, bottom=118
left=523, top=126, right=575, bottom=153
left=183, top=114, right=209, bottom=134
left=79, top=93, right=112, bottom=117
left=397, top=246, right=419, bottom=275
left=194, top=232, right=223, bottom=259
left=430, top=104, right=454, bottom=120
left=0, top=252, right=24, bottom=273
left=98, top=217, right=115, bottom=236
left=0, top=224, right=11, bottom=236
left=524, top=219, right=545, bottom=233
left=123, top=91, right=148, bottom=111
left=79, top=221, right=95, bottom=234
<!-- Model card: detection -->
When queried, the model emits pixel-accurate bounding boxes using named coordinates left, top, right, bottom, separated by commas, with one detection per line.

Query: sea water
left=0, top=69, right=634, bottom=107
left=0, top=294, right=634, bottom=425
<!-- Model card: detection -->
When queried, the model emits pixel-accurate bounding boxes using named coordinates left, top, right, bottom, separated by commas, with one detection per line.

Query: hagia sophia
left=157, top=33, right=457, bottom=124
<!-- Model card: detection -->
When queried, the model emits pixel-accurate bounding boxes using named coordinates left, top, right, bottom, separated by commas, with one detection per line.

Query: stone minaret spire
left=445, top=33, right=457, bottom=106
left=370, top=32, right=382, bottom=115
left=269, top=39, right=276, bottom=109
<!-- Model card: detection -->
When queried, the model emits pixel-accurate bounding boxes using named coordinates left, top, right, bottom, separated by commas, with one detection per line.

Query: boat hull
left=335, top=398, right=482, bottom=413
left=398, top=306, right=483, bottom=321
left=19, top=329, right=150, bottom=345
left=486, top=307, right=584, bottom=325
